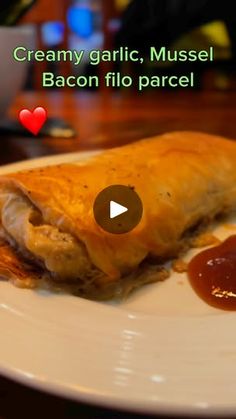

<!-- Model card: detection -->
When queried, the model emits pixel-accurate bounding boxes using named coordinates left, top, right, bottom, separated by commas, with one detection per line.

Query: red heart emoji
left=19, top=107, right=47, bottom=136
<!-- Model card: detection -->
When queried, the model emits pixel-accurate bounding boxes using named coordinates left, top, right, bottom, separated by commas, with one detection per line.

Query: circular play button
left=93, top=185, right=143, bottom=234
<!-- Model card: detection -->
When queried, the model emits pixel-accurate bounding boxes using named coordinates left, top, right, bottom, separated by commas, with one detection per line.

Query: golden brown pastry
left=0, top=131, right=236, bottom=299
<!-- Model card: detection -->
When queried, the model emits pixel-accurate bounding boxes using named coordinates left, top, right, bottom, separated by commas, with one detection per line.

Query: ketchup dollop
left=188, top=235, right=236, bottom=310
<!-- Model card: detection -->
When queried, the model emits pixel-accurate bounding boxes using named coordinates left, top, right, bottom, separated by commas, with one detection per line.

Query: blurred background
left=0, top=0, right=236, bottom=157
left=13, top=0, right=236, bottom=91
left=1, top=1, right=236, bottom=417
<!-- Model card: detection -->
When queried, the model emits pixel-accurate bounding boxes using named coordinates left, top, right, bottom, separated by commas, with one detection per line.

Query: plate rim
left=1, top=151, right=236, bottom=417
left=1, top=362, right=235, bottom=418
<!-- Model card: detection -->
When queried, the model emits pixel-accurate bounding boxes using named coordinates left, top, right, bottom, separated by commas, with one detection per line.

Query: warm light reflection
left=0, top=303, right=24, bottom=317
left=151, top=375, right=166, bottom=384
left=194, top=402, right=209, bottom=409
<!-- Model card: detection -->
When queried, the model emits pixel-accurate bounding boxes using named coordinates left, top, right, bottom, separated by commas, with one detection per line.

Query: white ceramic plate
left=1, top=152, right=236, bottom=417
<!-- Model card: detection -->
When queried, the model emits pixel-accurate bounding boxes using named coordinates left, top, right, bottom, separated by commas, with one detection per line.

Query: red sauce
left=188, top=235, right=236, bottom=310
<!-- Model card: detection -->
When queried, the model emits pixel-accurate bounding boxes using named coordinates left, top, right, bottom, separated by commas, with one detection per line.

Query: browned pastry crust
left=0, top=131, right=236, bottom=299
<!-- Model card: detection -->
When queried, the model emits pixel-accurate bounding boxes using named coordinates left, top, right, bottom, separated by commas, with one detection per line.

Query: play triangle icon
left=110, top=200, right=128, bottom=219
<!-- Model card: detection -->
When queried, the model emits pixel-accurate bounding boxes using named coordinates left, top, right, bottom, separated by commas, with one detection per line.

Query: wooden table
left=1, top=90, right=236, bottom=165
left=0, top=90, right=236, bottom=419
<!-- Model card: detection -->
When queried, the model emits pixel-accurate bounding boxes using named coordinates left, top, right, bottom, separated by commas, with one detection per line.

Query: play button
left=110, top=201, right=128, bottom=219
left=93, top=185, right=143, bottom=234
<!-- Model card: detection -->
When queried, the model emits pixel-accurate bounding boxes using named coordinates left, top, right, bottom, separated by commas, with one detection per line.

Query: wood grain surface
left=0, top=90, right=235, bottom=419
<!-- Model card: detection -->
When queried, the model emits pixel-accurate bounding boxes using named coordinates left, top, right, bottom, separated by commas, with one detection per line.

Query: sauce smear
left=188, top=235, right=236, bottom=310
